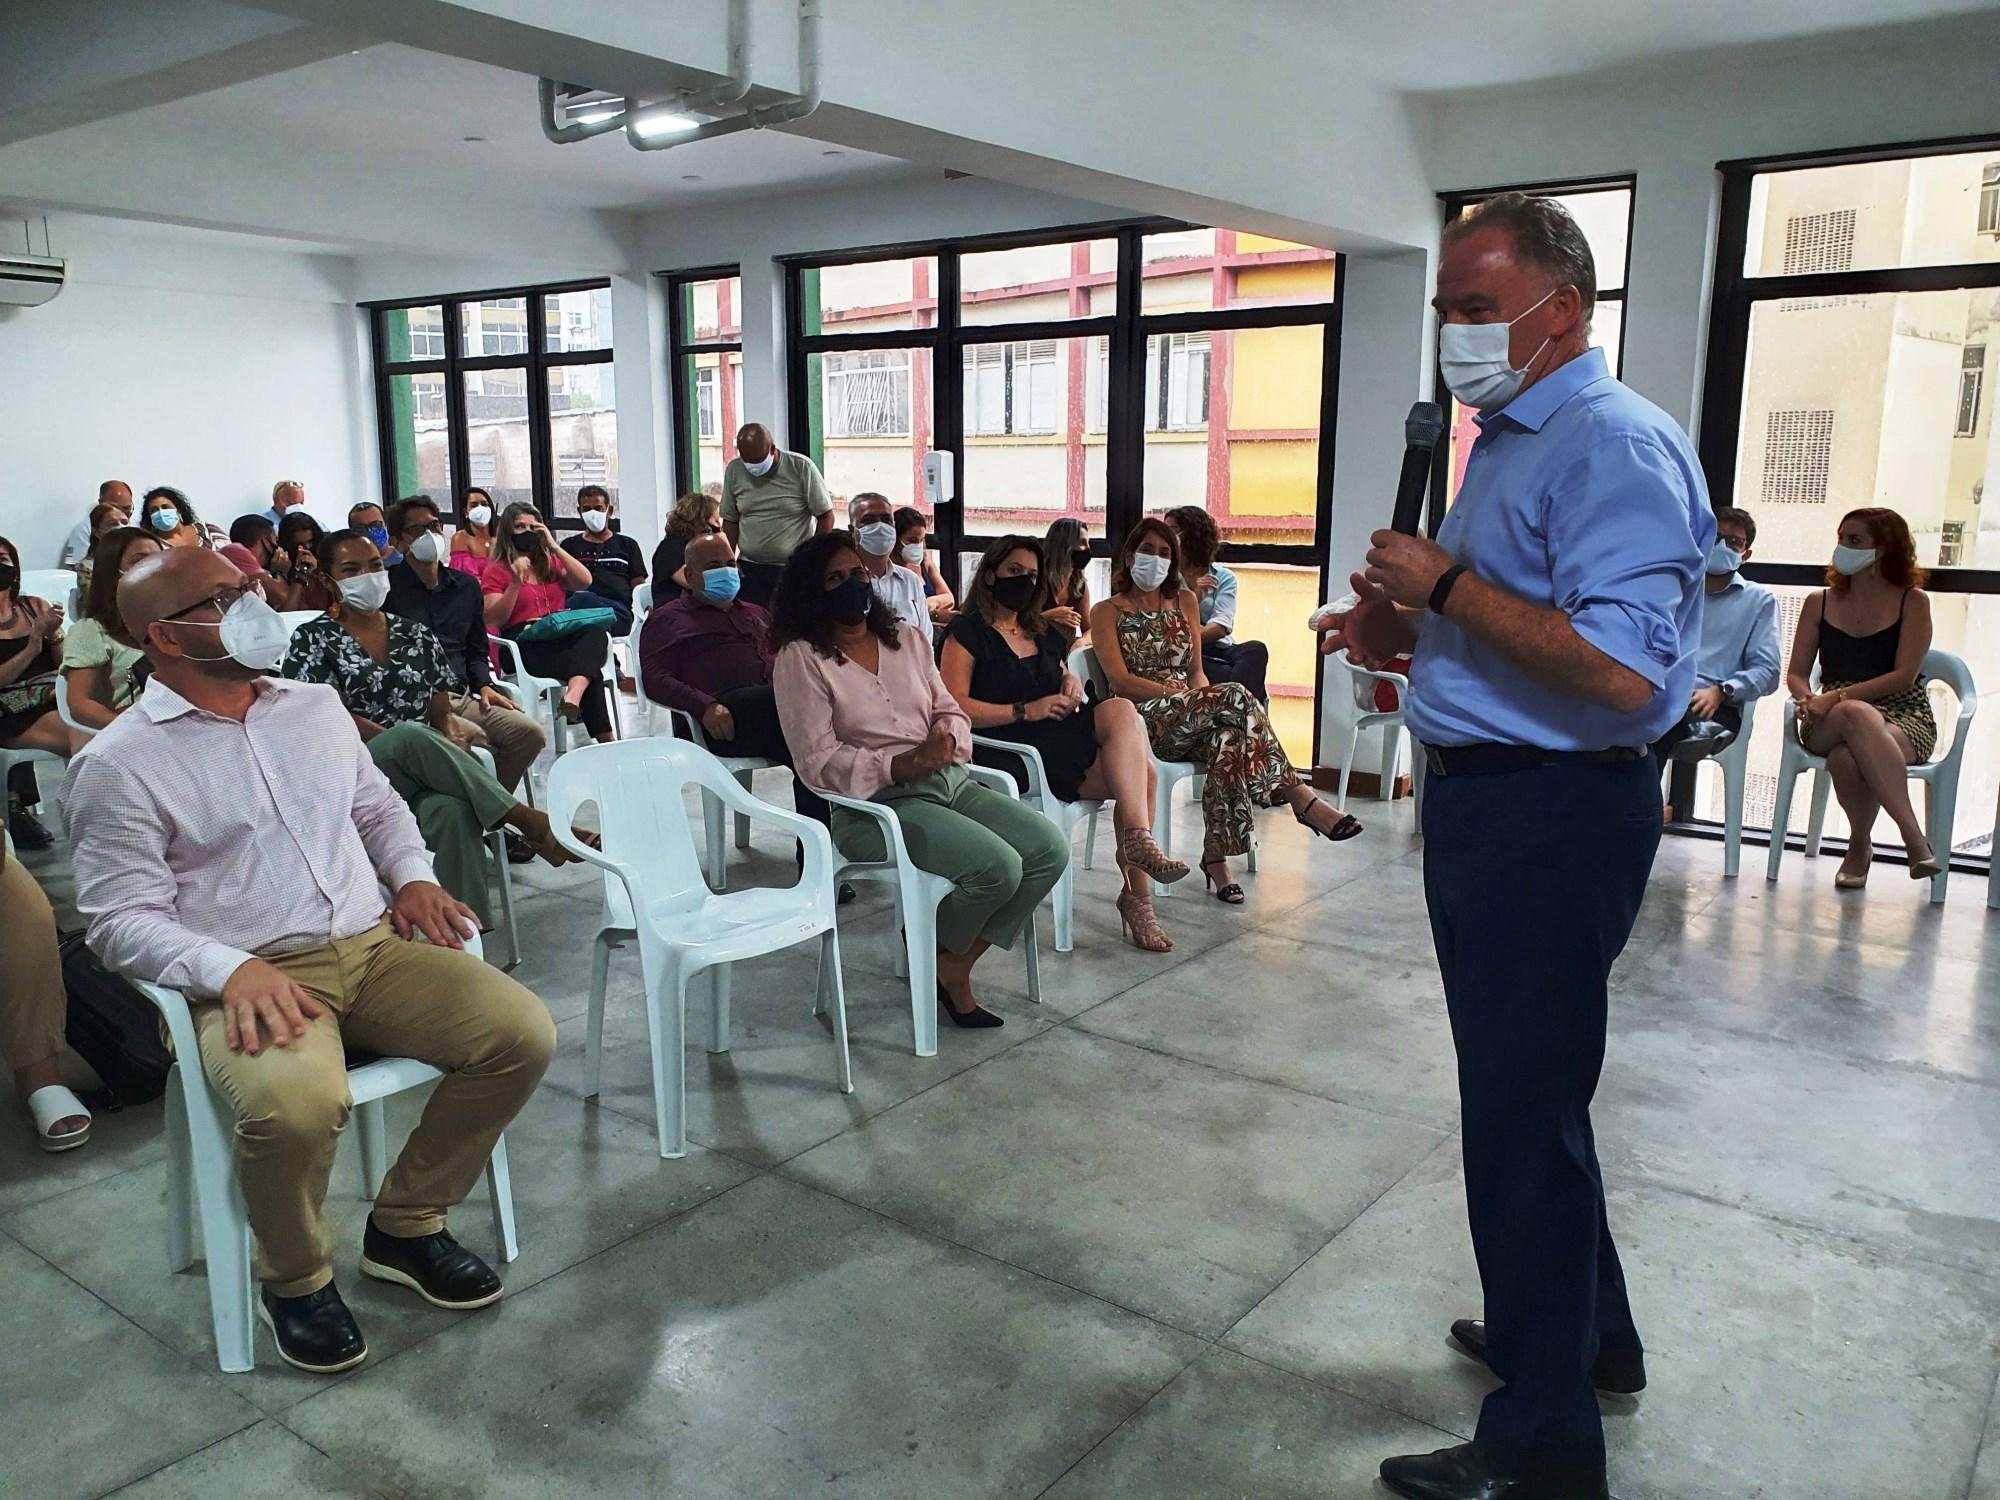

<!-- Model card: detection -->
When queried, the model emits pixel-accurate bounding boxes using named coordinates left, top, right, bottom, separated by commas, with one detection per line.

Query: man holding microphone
left=1321, top=194, right=1711, bottom=1500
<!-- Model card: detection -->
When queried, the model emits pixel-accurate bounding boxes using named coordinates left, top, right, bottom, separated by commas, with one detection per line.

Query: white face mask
left=466, top=504, right=493, bottom=528
left=337, top=571, right=391, bottom=612
left=408, top=530, right=447, bottom=565
left=1831, top=543, right=1878, bottom=576
left=1129, top=553, right=1171, bottom=592
left=743, top=453, right=776, bottom=477
left=900, top=541, right=926, bottom=564
left=173, top=591, right=291, bottom=673
left=579, top=509, right=609, bottom=534
left=1705, top=540, right=1742, bottom=576
left=857, top=521, right=898, bottom=556
left=1438, top=287, right=1557, bottom=412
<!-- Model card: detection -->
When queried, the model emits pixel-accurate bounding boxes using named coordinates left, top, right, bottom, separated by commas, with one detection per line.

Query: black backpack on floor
left=59, top=931, right=172, bottom=1108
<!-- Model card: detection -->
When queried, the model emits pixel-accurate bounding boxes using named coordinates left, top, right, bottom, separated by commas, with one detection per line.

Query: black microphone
left=1391, top=400, right=1446, bottom=536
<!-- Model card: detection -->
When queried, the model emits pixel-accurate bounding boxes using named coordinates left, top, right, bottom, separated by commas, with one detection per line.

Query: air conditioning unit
left=0, top=252, right=64, bottom=308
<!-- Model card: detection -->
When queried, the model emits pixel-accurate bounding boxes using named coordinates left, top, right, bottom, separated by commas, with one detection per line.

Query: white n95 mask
left=338, top=572, right=391, bottom=612
left=1128, top=553, right=1171, bottom=591
left=408, top=530, right=447, bottom=565
left=857, top=521, right=898, bottom=556
left=743, top=454, right=776, bottom=477
left=178, top=592, right=292, bottom=672
left=1438, top=287, right=1557, bottom=412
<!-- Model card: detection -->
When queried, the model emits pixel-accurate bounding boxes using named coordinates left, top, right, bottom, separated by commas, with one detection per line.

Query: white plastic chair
left=54, top=674, right=97, bottom=740
left=546, top=738, right=852, bottom=1160
left=1708, top=694, right=1759, bottom=879
left=20, top=568, right=74, bottom=609
left=466, top=745, right=520, bottom=971
left=1767, top=649, right=1976, bottom=904
left=818, top=763, right=1042, bottom=1059
left=1987, top=797, right=1998, bottom=910
left=134, top=931, right=519, bottom=1375
left=1070, top=644, right=1253, bottom=896
left=661, top=707, right=777, bottom=890
left=626, top=583, right=653, bottom=735
left=971, top=734, right=1103, bottom=953
left=278, top=609, right=322, bottom=639
left=1333, top=651, right=1412, bottom=813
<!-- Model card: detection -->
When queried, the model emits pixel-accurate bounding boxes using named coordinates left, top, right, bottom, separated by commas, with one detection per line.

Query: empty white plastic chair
left=1333, top=650, right=1413, bottom=813
left=661, top=707, right=778, bottom=890
left=1767, top=648, right=1976, bottom=903
left=135, top=931, right=518, bottom=1375
left=626, top=582, right=654, bottom=734
left=971, top=734, right=1104, bottom=954
left=546, top=738, right=852, bottom=1159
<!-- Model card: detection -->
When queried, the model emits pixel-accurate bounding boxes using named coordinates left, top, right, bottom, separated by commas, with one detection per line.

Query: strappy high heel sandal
left=1116, top=887, right=1173, bottom=952
left=1200, top=857, right=1246, bottom=905
left=1117, top=827, right=1190, bottom=884
left=1295, top=796, right=1363, bottom=842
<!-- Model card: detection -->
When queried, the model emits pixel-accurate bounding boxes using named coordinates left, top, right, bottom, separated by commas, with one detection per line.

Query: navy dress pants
left=1420, top=756, right=1658, bottom=1475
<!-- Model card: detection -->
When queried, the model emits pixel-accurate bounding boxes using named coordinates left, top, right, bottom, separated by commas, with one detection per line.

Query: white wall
left=0, top=213, right=369, bottom=567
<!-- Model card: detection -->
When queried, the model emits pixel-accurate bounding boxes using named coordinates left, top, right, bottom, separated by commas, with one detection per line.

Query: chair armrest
left=488, top=633, right=528, bottom=684
left=970, top=734, right=1052, bottom=803
left=964, top=763, right=1021, bottom=800
left=1335, top=650, right=1410, bottom=691
left=132, top=977, right=204, bottom=1064
left=819, top=788, right=916, bottom=870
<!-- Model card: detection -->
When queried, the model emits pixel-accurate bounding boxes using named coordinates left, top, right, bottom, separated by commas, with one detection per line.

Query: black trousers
left=738, top=559, right=785, bottom=609
left=1648, top=702, right=1741, bottom=772
left=513, top=626, right=613, bottom=738
left=682, top=684, right=830, bottom=828
left=1421, top=757, right=1656, bottom=1473
left=1202, top=638, right=1269, bottom=704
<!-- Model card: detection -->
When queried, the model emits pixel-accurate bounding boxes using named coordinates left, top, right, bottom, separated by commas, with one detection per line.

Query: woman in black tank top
left=1783, top=506, right=1939, bottom=888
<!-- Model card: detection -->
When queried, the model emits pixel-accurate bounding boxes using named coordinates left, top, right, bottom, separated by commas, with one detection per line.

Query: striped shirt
left=64, top=675, right=434, bottom=997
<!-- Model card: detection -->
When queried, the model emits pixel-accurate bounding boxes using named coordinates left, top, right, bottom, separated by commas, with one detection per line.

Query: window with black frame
left=785, top=223, right=1341, bottom=764
left=664, top=267, right=743, bottom=499
left=1697, top=137, right=2000, bottom=868
left=370, top=281, right=614, bottom=526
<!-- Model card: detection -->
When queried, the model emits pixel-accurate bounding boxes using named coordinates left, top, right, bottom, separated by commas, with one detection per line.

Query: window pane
left=384, top=373, right=451, bottom=499
left=1745, top=152, right=2000, bottom=275
left=543, top=286, right=612, bottom=352
left=462, top=368, right=532, bottom=514
left=959, top=237, right=1118, bottom=325
left=959, top=335, right=1106, bottom=537
left=680, top=349, right=742, bottom=495
left=803, top=345, right=934, bottom=510
left=1450, top=187, right=1631, bottom=294
left=804, top=257, right=939, bottom=334
left=1732, top=289, right=1998, bottom=568
left=1138, top=228, right=1337, bottom=312
left=548, top=365, right=617, bottom=519
left=681, top=274, right=741, bottom=344
left=1139, top=324, right=1322, bottom=547
left=382, top=304, right=445, bottom=363
left=1226, top=561, right=1320, bottom=766
left=461, top=296, right=530, bottom=358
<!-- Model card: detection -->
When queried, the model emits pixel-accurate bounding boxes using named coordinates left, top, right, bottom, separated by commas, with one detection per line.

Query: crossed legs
left=1806, top=699, right=1927, bottom=881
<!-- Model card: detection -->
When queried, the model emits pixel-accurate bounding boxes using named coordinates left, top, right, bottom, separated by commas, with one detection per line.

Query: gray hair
left=1446, top=191, right=1596, bottom=330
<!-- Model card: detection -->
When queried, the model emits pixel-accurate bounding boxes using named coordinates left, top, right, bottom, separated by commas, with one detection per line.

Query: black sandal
left=1200, top=858, right=1246, bottom=905
left=1297, top=801, right=1363, bottom=842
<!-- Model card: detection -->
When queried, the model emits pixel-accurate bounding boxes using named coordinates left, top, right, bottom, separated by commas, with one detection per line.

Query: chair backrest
left=632, top=582, right=653, bottom=617
left=1922, top=647, right=1977, bottom=762
left=1070, top=644, right=1109, bottom=699
left=544, top=738, right=733, bottom=912
left=54, top=674, right=96, bottom=738
left=21, top=568, right=73, bottom=606
left=279, top=610, right=321, bottom=638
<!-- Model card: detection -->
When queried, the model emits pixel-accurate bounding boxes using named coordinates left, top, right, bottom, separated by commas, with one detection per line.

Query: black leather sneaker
left=1380, top=1442, right=1608, bottom=1500
left=8, top=807, right=53, bottom=851
left=359, top=1217, right=503, bottom=1310
left=1449, top=1318, right=1646, bottom=1398
left=258, top=1282, right=367, bottom=1374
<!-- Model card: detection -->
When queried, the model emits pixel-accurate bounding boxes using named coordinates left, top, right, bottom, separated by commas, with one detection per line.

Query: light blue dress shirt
left=1197, top=560, right=1238, bottom=642
left=1694, top=573, right=1781, bottom=701
left=1406, top=348, right=1712, bottom=751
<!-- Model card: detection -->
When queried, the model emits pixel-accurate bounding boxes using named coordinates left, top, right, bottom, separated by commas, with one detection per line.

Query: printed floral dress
left=281, top=613, right=451, bottom=726
left=1114, top=605, right=1300, bottom=858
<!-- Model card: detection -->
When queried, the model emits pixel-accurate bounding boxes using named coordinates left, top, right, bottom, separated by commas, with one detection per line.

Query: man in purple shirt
left=638, top=532, right=829, bottom=826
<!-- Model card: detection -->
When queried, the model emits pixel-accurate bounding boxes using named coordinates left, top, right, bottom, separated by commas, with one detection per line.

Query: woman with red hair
left=1785, top=506, right=1939, bottom=888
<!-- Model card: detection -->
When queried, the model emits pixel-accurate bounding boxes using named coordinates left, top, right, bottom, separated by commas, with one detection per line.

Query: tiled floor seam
left=1956, top=1356, right=2000, bottom=1500
left=0, top=1149, right=167, bottom=1223
left=1025, top=1344, right=1214, bottom=1500
left=96, top=1419, right=298, bottom=1499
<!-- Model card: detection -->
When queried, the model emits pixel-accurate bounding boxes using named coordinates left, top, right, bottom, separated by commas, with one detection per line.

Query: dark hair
left=1445, top=190, right=1597, bottom=330
left=1829, top=506, right=1926, bottom=593
left=0, top=533, right=18, bottom=595
left=966, top=535, right=1049, bottom=635
left=893, top=506, right=927, bottom=539
left=143, top=486, right=196, bottom=528
left=768, top=529, right=903, bottom=660
left=277, top=509, right=323, bottom=557
left=318, top=527, right=377, bottom=570
left=1162, top=506, right=1219, bottom=573
left=1043, top=517, right=1089, bottom=606
left=1112, top=516, right=1186, bottom=597
left=491, top=502, right=562, bottom=579
left=347, top=501, right=384, bottom=525
left=387, top=495, right=441, bottom=537
left=575, top=484, right=610, bottom=507
left=462, top=487, right=494, bottom=522
left=228, top=514, right=275, bottom=550
left=1715, top=506, right=1757, bottom=548
left=84, top=526, right=159, bottom=628
left=849, top=491, right=892, bottom=525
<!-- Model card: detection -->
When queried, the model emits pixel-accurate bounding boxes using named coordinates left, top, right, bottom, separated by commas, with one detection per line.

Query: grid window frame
left=664, top=264, right=744, bottom=499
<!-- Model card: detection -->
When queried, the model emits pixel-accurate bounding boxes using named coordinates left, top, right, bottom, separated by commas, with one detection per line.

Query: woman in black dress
left=940, top=535, right=1188, bottom=951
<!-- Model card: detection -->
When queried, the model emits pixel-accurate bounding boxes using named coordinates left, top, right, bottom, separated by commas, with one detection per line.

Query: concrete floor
left=4, top=781, right=1999, bottom=1499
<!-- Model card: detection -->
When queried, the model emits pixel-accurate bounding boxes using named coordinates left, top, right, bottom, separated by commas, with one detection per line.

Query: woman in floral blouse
left=282, top=527, right=581, bottom=926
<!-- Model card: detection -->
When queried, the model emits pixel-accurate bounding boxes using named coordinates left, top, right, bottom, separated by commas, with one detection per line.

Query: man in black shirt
left=561, top=484, right=647, bottom=632
left=383, top=496, right=547, bottom=793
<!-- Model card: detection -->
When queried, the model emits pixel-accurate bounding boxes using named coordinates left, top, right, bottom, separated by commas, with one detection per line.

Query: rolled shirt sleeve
left=1205, top=568, right=1238, bottom=633
left=1728, top=588, right=1783, bottom=702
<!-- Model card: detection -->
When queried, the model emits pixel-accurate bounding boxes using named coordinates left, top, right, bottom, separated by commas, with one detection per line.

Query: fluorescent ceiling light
left=630, top=110, right=700, bottom=139
left=561, top=90, right=701, bottom=137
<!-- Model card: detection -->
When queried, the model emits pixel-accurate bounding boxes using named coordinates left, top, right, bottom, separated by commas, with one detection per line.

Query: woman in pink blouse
left=773, top=531, right=1069, bottom=1030
left=480, top=502, right=614, bottom=742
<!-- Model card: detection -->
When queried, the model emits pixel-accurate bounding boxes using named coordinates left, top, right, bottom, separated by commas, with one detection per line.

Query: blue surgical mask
left=1831, top=544, right=1878, bottom=576
left=149, top=507, right=180, bottom=533
left=364, top=524, right=390, bottom=550
left=1705, top=540, right=1741, bottom=576
left=699, top=566, right=741, bottom=603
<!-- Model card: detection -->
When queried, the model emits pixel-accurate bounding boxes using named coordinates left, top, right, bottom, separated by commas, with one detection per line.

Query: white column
left=610, top=271, right=670, bottom=546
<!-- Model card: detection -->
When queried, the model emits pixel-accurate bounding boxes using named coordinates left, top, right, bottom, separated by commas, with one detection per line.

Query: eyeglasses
left=158, top=581, right=256, bottom=622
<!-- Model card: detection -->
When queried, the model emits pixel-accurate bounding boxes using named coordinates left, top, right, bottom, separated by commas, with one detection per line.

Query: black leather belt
left=1421, top=743, right=1649, bottom=777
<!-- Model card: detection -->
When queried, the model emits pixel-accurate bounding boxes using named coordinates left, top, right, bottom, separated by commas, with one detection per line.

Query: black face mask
left=827, top=576, right=874, bottom=624
left=989, top=573, right=1039, bottom=611
left=1070, top=548, right=1091, bottom=571
left=0, top=563, right=17, bottom=594
left=513, top=531, right=545, bottom=555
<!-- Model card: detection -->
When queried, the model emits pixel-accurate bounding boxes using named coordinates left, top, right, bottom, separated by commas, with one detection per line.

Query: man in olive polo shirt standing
left=720, top=422, right=834, bottom=606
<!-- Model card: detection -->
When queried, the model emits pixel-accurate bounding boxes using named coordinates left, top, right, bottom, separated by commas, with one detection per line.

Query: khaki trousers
left=191, top=920, right=554, bottom=1296
left=446, top=690, right=547, bottom=794
left=0, top=852, right=66, bottom=1072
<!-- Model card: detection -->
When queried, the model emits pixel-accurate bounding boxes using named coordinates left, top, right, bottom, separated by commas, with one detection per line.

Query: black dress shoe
left=1380, top=1443, right=1607, bottom=1500
left=1450, top=1318, right=1646, bottom=1397
left=7, top=807, right=53, bottom=851
left=504, top=832, right=536, bottom=864
left=936, top=982, right=1003, bottom=1029
left=258, top=1281, right=367, bottom=1374
left=360, top=1217, right=503, bottom=1310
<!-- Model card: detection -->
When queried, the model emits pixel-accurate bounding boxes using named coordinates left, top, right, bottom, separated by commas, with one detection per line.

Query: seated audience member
left=941, top=536, right=1187, bottom=952
left=1651, top=504, right=1780, bottom=778
left=385, top=497, right=547, bottom=795
left=277, top=509, right=335, bottom=611
left=850, top=492, right=929, bottom=633
left=62, top=526, right=163, bottom=730
left=218, top=544, right=278, bottom=603
left=894, top=506, right=956, bottom=624
left=348, top=502, right=397, bottom=566
left=142, top=486, right=209, bottom=550
left=1164, top=505, right=1268, bottom=704
left=229, top=513, right=283, bottom=570
left=639, top=531, right=830, bottom=828
left=560, top=484, right=647, bottom=632
left=284, top=530, right=577, bottom=927
left=67, top=543, right=555, bottom=1374
left=69, top=494, right=135, bottom=589
left=1788, top=505, right=1941, bottom=889
left=480, top=503, right=615, bottom=743
left=265, top=479, right=310, bottom=528
left=1, top=534, right=82, bottom=849
left=448, top=487, right=498, bottom=573
left=3, top=833, right=89, bottom=1152
left=723, top=422, right=834, bottom=606
left=774, top=531, right=1069, bottom=1029
left=61, top=480, right=133, bottom=573
left=1041, top=516, right=1093, bottom=642
left=1092, top=518, right=1357, bottom=906
left=651, top=490, right=722, bottom=607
